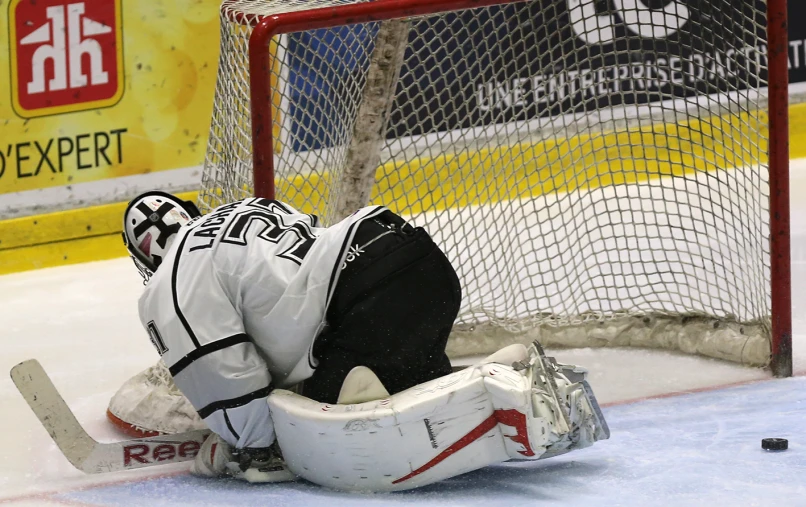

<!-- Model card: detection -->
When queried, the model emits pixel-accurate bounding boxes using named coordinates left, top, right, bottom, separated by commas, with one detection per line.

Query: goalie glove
left=190, top=433, right=295, bottom=483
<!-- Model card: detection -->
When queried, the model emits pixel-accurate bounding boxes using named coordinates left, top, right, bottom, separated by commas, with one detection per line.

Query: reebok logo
left=9, top=0, right=123, bottom=118
left=569, top=0, right=691, bottom=45
left=123, top=440, right=203, bottom=467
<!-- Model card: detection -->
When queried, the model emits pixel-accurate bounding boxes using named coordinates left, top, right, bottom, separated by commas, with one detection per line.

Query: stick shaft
left=11, top=359, right=210, bottom=474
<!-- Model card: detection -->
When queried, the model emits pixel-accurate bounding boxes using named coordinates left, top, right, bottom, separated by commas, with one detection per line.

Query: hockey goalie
left=110, top=191, right=609, bottom=491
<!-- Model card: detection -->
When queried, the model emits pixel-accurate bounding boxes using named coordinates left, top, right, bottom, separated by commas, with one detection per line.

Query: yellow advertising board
left=0, top=0, right=221, bottom=194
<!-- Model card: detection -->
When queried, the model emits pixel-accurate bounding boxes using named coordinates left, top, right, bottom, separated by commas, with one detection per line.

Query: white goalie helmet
left=122, top=191, right=201, bottom=282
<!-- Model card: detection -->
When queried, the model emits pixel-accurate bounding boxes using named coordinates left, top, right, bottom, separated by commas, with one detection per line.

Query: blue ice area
left=60, top=377, right=806, bottom=507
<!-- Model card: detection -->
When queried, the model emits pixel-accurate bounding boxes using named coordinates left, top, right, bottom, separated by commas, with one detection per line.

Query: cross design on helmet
left=133, top=202, right=182, bottom=248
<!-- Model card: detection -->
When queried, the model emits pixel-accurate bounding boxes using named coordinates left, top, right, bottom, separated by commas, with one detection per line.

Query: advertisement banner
left=1, top=0, right=801, bottom=200
left=0, top=0, right=221, bottom=195
left=790, top=0, right=806, bottom=84
left=287, top=0, right=778, bottom=149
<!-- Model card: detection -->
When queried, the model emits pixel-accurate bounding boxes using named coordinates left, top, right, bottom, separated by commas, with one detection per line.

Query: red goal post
left=206, top=0, right=792, bottom=376
left=766, top=0, right=792, bottom=377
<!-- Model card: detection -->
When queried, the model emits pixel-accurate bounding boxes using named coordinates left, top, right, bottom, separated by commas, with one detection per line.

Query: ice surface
left=1, top=161, right=806, bottom=505
left=6, top=378, right=805, bottom=506
left=52, top=377, right=806, bottom=507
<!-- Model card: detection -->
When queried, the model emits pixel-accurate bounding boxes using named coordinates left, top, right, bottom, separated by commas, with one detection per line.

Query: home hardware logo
left=9, top=0, right=123, bottom=118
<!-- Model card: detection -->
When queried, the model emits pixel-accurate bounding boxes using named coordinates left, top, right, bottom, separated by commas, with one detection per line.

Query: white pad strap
left=480, top=343, right=529, bottom=366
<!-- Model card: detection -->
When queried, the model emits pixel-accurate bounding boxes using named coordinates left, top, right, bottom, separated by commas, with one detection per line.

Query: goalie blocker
left=193, top=342, right=610, bottom=491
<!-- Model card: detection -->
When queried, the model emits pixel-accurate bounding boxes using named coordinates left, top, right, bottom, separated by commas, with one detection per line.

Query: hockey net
left=198, top=0, right=790, bottom=371
left=111, top=0, right=791, bottom=437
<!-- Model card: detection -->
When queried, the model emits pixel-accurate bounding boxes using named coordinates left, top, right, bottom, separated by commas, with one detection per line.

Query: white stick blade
left=10, top=359, right=98, bottom=470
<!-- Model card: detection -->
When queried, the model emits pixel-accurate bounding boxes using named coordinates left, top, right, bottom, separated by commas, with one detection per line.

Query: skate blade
left=580, top=379, right=610, bottom=440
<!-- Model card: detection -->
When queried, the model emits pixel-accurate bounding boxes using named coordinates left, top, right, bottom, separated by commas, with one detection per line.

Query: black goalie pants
left=302, top=210, right=462, bottom=404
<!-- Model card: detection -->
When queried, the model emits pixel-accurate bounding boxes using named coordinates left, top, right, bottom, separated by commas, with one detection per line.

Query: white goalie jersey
left=137, top=198, right=388, bottom=449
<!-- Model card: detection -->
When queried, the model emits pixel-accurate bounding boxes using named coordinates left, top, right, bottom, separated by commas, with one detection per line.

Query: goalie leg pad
left=270, top=367, right=509, bottom=491
left=479, top=362, right=551, bottom=459
left=479, top=343, right=529, bottom=366
left=267, top=343, right=608, bottom=492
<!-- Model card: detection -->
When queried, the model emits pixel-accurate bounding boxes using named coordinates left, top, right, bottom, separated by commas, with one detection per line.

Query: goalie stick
left=10, top=359, right=211, bottom=474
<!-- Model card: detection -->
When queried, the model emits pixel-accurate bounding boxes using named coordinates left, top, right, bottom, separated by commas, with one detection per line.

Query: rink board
left=47, top=376, right=806, bottom=507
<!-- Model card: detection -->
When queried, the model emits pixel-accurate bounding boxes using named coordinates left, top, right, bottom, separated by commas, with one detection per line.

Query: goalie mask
left=122, top=191, right=201, bottom=282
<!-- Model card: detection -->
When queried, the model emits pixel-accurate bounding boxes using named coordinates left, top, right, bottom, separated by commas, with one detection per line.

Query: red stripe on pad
left=392, top=414, right=498, bottom=484
left=494, top=408, right=535, bottom=456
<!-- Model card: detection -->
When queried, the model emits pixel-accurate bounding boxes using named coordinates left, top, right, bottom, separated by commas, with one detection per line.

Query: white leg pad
left=479, top=343, right=529, bottom=366
left=267, top=351, right=579, bottom=491
left=479, top=363, right=552, bottom=458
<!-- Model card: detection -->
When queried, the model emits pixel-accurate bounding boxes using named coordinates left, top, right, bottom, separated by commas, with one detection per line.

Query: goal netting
left=199, top=0, right=790, bottom=371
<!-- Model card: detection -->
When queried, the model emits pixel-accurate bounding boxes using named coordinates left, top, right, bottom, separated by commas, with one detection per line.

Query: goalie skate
left=524, top=341, right=610, bottom=459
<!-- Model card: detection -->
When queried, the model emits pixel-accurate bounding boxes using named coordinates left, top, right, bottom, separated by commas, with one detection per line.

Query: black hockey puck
left=761, top=438, right=788, bottom=451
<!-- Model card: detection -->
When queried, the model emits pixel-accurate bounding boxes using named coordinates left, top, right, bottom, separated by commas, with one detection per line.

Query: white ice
left=2, top=161, right=806, bottom=506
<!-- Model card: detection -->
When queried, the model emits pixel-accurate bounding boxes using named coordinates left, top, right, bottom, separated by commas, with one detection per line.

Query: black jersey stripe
left=265, top=198, right=293, bottom=214
left=197, top=385, right=274, bottom=419
left=248, top=197, right=291, bottom=214
left=315, top=206, right=387, bottom=370
left=168, top=334, right=251, bottom=376
left=325, top=222, right=358, bottom=311
left=170, top=230, right=202, bottom=348
left=222, top=409, right=241, bottom=441
left=324, top=206, right=388, bottom=307
left=315, top=220, right=360, bottom=370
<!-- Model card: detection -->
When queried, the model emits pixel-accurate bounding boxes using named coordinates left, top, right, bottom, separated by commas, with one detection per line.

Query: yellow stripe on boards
left=0, top=234, right=128, bottom=276
left=0, top=192, right=198, bottom=275
left=282, top=106, right=786, bottom=217
left=1, top=101, right=805, bottom=276
left=791, top=101, right=806, bottom=159
left=371, top=109, right=769, bottom=215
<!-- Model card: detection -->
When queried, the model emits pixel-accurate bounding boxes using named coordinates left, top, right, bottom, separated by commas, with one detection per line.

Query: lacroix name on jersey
left=9, top=0, right=124, bottom=118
